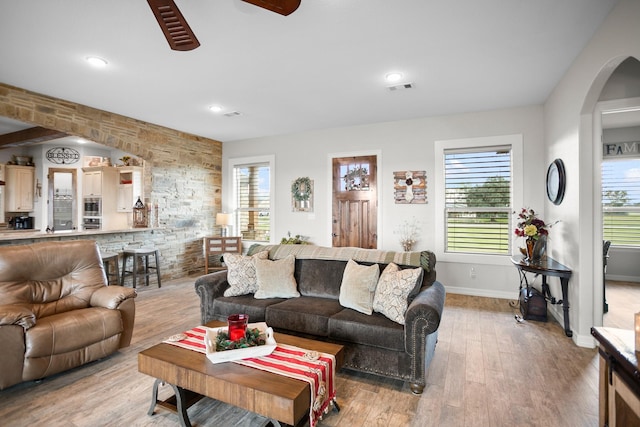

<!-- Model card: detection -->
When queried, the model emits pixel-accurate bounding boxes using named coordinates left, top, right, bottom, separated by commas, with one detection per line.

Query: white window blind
left=444, top=147, right=512, bottom=254
left=602, top=158, right=640, bottom=246
left=233, top=162, right=270, bottom=242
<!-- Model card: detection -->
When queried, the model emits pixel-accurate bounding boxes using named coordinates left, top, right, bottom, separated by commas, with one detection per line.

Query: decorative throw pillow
left=254, top=254, right=300, bottom=299
left=223, top=251, right=269, bottom=297
left=339, top=259, right=380, bottom=315
left=372, top=263, right=422, bottom=325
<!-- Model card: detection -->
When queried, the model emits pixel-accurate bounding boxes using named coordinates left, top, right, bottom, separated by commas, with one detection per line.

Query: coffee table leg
left=146, top=379, right=193, bottom=427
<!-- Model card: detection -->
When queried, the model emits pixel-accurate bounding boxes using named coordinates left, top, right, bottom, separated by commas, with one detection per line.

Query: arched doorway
left=580, top=55, right=640, bottom=330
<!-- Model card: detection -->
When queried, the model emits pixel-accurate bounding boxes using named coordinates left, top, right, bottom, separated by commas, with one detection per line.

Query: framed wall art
left=394, top=170, right=427, bottom=204
left=291, top=176, right=313, bottom=212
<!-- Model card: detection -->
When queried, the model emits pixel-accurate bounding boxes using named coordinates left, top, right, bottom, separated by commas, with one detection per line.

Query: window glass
left=602, top=158, right=640, bottom=246
left=444, top=147, right=512, bottom=254
left=233, top=162, right=270, bottom=242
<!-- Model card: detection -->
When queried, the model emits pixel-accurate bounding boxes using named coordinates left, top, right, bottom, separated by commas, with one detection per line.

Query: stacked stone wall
left=0, top=83, right=222, bottom=279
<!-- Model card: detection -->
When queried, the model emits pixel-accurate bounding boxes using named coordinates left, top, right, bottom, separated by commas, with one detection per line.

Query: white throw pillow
left=254, top=254, right=300, bottom=299
left=223, top=251, right=269, bottom=297
left=339, top=259, right=380, bottom=314
left=372, top=263, right=422, bottom=325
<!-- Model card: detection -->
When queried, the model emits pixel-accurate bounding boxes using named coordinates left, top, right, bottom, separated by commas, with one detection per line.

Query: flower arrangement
left=514, top=208, right=553, bottom=241
left=395, top=217, right=421, bottom=251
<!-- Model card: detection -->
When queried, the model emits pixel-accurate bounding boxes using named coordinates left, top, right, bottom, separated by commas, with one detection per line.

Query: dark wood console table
left=510, top=255, right=573, bottom=337
left=591, top=327, right=640, bottom=426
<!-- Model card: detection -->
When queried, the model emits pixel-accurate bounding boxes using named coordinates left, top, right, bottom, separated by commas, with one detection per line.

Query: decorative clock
left=546, top=159, right=566, bottom=205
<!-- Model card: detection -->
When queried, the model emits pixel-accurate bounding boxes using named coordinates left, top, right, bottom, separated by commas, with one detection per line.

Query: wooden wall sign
left=394, top=170, right=427, bottom=204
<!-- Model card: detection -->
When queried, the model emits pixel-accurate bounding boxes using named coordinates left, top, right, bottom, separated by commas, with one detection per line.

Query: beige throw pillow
left=223, top=251, right=269, bottom=297
left=339, top=259, right=380, bottom=315
left=372, top=263, right=422, bottom=325
left=254, top=254, right=300, bottom=299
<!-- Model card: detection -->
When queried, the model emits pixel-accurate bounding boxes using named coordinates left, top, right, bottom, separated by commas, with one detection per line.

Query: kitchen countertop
left=0, top=227, right=153, bottom=241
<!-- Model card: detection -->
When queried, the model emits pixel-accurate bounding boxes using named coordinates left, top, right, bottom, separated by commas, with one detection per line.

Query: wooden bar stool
left=120, top=248, right=162, bottom=288
left=100, top=253, right=120, bottom=286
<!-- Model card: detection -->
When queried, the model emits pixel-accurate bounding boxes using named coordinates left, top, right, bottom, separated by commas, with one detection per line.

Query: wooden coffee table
left=138, top=321, right=344, bottom=427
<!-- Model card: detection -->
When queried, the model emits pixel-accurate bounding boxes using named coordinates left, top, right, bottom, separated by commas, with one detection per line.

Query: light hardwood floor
left=0, top=277, right=601, bottom=427
left=603, top=280, right=640, bottom=330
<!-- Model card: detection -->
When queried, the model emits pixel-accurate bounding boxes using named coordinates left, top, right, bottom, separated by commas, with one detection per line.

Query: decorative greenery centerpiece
left=280, top=231, right=310, bottom=244
left=215, top=327, right=266, bottom=351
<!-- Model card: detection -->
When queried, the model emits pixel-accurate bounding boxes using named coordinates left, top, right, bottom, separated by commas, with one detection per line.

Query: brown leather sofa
left=0, top=240, right=137, bottom=390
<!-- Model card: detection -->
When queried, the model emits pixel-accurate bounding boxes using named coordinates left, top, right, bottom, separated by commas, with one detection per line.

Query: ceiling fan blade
left=147, top=0, right=200, bottom=51
left=241, top=0, right=302, bottom=16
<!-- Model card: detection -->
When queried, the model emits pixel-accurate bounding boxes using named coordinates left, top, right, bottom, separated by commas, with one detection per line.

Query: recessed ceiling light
left=209, top=105, right=223, bottom=113
left=85, top=56, right=108, bottom=68
left=385, top=72, right=404, bottom=83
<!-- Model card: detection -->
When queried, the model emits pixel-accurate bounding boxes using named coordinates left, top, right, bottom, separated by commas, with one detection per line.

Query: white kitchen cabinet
left=117, top=167, right=143, bottom=212
left=82, top=170, right=103, bottom=196
left=5, top=165, right=35, bottom=212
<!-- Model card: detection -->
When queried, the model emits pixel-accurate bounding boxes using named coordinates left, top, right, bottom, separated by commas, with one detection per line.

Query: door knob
left=332, top=233, right=338, bottom=237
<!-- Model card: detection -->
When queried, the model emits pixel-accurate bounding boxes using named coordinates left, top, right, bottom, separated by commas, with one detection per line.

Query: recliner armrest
left=0, top=304, right=36, bottom=330
left=90, top=286, right=137, bottom=309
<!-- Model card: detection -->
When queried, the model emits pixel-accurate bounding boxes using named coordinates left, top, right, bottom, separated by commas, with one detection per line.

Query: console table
left=591, top=327, right=640, bottom=426
left=510, top=255, right=573, bottom=337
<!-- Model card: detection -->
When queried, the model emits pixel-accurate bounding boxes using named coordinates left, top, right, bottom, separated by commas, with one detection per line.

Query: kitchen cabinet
left=81, top=167, right=121, bottom=229
left=5, top=165, right=35, bottom=212
left=117, top=167, right=143, bottom=212
left=83, top=170, right=103, bottom=196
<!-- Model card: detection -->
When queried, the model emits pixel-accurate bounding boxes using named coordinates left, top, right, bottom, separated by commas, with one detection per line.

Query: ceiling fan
left=147, top=0, right=302, bottom=51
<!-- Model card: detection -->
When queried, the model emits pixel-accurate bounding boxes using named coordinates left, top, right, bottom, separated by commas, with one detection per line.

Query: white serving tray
left=205, top=322, right=276, bottom=364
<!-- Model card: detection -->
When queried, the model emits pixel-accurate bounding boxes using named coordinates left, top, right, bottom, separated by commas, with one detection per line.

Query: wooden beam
left=0, top=126, right=68, bottom=147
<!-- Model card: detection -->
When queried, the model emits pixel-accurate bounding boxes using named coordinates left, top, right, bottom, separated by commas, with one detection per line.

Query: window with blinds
left=444, top=147, right=512, bottom=254
left=233, top=162, right=270, bottom=242
left=602, top=158, right=640, bottom=246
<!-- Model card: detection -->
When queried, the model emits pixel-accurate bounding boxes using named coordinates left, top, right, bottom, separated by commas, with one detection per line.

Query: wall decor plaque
left=46, top=147, right=80, bottom=164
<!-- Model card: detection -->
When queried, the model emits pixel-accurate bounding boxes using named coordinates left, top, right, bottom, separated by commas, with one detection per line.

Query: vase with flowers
left=514, top=208, right=556, bottom=262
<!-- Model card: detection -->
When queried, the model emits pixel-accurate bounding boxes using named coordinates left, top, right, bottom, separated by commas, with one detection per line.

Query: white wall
left=544, top=0, right=640, bottom=346
left=224, top=105, right=544, bottom=300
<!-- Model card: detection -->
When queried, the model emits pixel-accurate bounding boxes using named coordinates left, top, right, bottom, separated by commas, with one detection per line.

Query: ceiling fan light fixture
left=209, top=105, right=223, bottom=113
left=85, top=56, right=108, bottom=68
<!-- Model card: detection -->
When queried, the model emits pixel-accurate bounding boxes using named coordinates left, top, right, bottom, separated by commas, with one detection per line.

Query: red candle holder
left=227, top=314, right=249, bottom=341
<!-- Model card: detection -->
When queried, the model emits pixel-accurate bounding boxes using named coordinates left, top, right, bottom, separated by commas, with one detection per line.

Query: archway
left=579, top=55, right=640, bottom=331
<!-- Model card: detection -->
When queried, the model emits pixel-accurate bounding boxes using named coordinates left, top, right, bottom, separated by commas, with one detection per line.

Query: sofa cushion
left=328, top=309, right=404, bottom=352
left=339, top=259, right=380, bottom=315
left=223, top=251, right=269, bottom=297
left=254, top=255, right=300, bottom=299
left=24, top=307, right=122, bottom=358
left=296, top=259, right=348, bottom=299
left=266, top=296, right=343, bottom=337
left=372, top=263, right=423, bottom=325
left=213, top=295, right=285, bottom=322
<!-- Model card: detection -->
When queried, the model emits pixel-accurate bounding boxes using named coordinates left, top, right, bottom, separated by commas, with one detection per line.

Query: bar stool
left=101, top=253, right=120, bottom=286
left=120, top=248, right=162, bottom=288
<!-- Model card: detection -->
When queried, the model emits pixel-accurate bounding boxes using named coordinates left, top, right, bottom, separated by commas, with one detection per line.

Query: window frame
left=435, top=134, right=523, bottom=265
left=228, top=155, right=275, bottom=244
left=601, top=157, right=640, bottom=248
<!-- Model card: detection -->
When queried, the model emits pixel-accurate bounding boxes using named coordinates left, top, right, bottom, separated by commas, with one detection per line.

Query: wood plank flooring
left=603, top=280, right=640, bottom=330
left=0, top=277, right=602, bottom=427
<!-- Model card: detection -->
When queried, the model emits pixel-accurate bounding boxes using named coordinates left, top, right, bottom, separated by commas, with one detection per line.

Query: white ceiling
left=0, top=0, right=621, bottom=143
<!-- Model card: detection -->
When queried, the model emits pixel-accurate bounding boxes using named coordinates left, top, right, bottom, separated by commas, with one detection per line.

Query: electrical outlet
left=470, top=267, right=476, bottom=279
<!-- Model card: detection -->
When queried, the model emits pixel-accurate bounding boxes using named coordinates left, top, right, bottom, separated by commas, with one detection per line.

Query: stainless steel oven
left=83, top=197, right=101, bottom=217
left=83, top=217, right=101, bottom=230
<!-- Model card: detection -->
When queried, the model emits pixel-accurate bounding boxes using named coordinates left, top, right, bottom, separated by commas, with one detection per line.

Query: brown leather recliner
left=0, top=240, right=137, bottom=390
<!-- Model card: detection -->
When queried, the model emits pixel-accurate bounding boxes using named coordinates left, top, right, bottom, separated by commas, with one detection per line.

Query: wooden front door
left=332, top=155, right=377, bottom=248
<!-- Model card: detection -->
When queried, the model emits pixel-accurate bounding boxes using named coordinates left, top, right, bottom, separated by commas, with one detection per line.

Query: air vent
left=224, top=111, right=242, bottom=117
left=387, top=83, right=414, bottom=91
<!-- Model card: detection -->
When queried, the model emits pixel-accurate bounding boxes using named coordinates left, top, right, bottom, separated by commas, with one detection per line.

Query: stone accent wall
left=0, top=83, right=222, bottom=279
